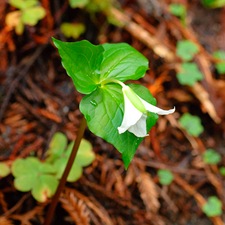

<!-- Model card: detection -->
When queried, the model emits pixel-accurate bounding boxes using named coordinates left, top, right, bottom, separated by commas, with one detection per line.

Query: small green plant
left=179, top=113, right=204, bottom=137
left=175, top=40, right=203, bottom=86
left=202, top=196, right=223, bottom=217
left=0, top=162, right=11, bottom=178
left=176, top=40, right=199, bottom=61
left=201, top=0, right=225, bottom=8
left=5, top=0, right=46, bottom=35
left=157, top=169, right=174, bottom=185
left=203, top=149, right=221, bottom=165
left=46, top=132, right=95, bottom=182
left=177, top=62, right=203, bottom=86
left=169, top=3, right=186, bottom=25
left=219, top=167, right=225, bottom=176
left=10, top=132, right=95, bottom=202
left=53, top=39, right=175, bottom=168
left=213, top=50, right=225, bottom=74
left=60, top=23, right=85, bottom=39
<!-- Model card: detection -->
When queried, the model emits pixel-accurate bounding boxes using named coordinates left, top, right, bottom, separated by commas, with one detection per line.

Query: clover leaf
left=12, top=157, right=58, bottom=202
left=202, top=196, right=223, bottom=217
left=179, top=113, right=204, bottom=137
left=203, top=149, right=221, bottom=165
left=0, top=162, right=11, bottom=178
left=213, top=50, right=225, bottom=74
left=176, top=40, right=199, bottom=61
left=157, top=169, right=174, bottom=185
left=177, top=62, right=203, bottom=86
left=46, top=132, right=95, bottom=182
left=60, top=23, right=85, bottom=39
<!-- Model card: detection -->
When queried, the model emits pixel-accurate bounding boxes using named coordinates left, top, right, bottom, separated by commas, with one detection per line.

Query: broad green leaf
left=202, top=196, right=222, bottom=217
left=176, top=40, right=199, bottom=61
left=52, top=39, right=149, bottom=94
left=60, top=23, right=85, bottom=39
left=80, top=83, right=158, bottom=168
left=179, top=113, right=204, bottom=137
left=157, top=169, right=174, bottom=185
left=0, top=163, right=11, bottom=178
left=9, top=0, right=38, bottom=9
left=22, top=6, right=46, bottom=26
left=31, top=175, right=58, bottom=202
left=213, top=50, right=225, bottom=74
left=52, top=38, right=104, bottom=94
left=69, top=0, right=89, bottom=8
left=100, top=43, right=148, bottom=82
left=177, top=62, right=203, bottom=86
left=203, top=149, right=221, bottom=165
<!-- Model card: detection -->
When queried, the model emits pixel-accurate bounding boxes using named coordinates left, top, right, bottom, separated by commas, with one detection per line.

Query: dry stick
left=43, top=116, right=87, bottom=225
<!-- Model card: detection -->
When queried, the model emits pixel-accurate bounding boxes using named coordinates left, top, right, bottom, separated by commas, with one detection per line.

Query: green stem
left=43, top=116, right=87, bottom=225
left=100, top=78, right=125, bottom=87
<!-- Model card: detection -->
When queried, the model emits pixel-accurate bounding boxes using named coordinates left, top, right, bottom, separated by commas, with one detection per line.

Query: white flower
left=118, top=85, right=175, bottom=137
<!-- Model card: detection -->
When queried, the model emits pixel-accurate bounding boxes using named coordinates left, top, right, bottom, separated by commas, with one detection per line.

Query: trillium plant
left=53, top=38, right=175, bottom=168
left=44, top=38, right=175, bottom=225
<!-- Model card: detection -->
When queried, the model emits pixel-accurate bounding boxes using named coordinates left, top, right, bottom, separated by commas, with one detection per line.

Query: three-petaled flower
left=118, top=85, right=175, bottom=137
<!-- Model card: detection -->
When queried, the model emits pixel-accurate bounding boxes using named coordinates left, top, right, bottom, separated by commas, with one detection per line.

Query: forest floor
left=0, top=0, right=225, bottom=225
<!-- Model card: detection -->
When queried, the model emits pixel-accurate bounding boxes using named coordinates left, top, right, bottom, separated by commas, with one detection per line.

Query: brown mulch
left=0, top=0, right=225, bottom=225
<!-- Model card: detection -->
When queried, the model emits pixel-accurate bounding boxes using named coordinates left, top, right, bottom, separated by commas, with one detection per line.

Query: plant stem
left=43, top=116, right=87, bottom=225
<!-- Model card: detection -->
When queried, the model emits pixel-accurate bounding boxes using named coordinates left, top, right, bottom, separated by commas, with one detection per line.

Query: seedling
left=157, top=169, right=174, bottom=185
left=177, top=62, right=203, bottom=86
left=213, top=50, right=225, bottom=74
left=10, top=132, right=95, bottom=202
left=169, top=3, right=186, bottom=25
left=0, top=162, right=11, bottom=178
left=202, top=196, right=223, bottom=217
left=179, top=113, right=204, bottom=137
left=203, top=149, right=221, bottom=165
left=176, top=40, right=199, bottom=61
left=201, top=0, right=225, bottom=8
left=60, top=23, right=85, bottom=39
left=46, top=132, right=95, bottom=182
left=5, top=0, right=46, bottom=35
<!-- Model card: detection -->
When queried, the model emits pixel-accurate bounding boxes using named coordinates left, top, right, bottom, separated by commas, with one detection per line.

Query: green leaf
left=100, top=43, right=148, bottom=82
left=201, top=0, right=225, bottom=8
left=80, top=83, right=158, bottom=168
left=202, top=196, right=223, bottom=217
left=31, top=175, right=58, bottom=202
left=213, top=50, right=225, bottom=74
left=157, top=169, right=174, bottom=185
left=52, top=39, right=149, bottom=94
left=169, top=3, right=186, bottom=17
left=219, top=167, right=225, bottom=176
left=60, top=23, right=85, bottom=39
left=179, top=113, right=204, bottom=137
left=22, top=6, right=46, bottom=26
left=177, top=62, right=203, bottom=86
left=203, top=149, right=221, bottom=165
left=74, top=139, right=95, bottom=166
left=9, top=0, right=38, bottom=10
left=46, top=132, right=68, bottom=163
left=52, top=38, right=104, bottom=94
left=0, top=162, right=11, bottom=178
left=69, top=0, right=89, bottom=8
left=176, top=40, right=199, bottom=61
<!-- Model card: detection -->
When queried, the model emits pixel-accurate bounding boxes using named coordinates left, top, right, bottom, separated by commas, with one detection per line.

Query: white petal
left=140, top=98, right=175, bottom=115
left=118, top=93, right=143, bottom=134
left=128, top=114, right=148, bottom=137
